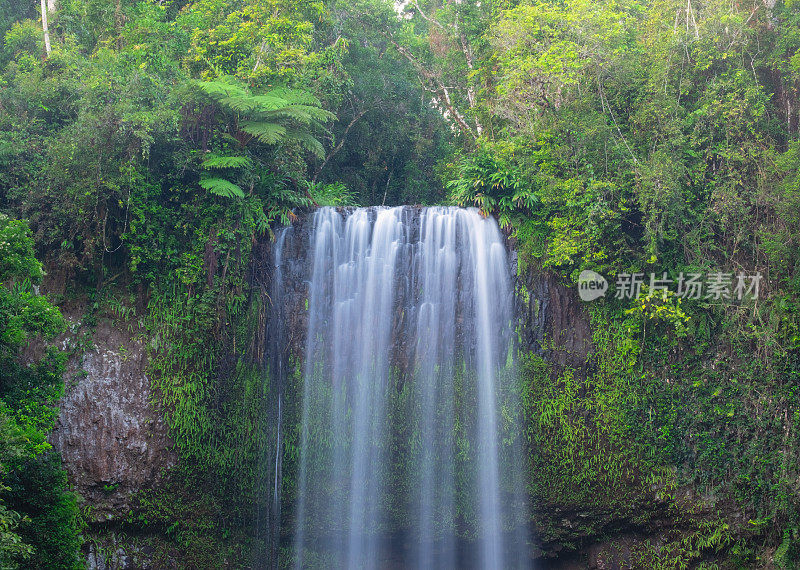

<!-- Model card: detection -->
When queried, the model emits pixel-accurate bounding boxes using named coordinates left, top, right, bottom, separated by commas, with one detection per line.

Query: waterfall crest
left=282, top=206, right=530, bottom=569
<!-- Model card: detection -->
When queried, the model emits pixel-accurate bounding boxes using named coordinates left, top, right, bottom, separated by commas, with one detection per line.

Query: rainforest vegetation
left=0, top=0, right=799, bottom=567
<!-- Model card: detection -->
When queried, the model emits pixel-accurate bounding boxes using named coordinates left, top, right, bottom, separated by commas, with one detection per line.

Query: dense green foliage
left=0, top=0, right=799, bottom=566
left=450, top=0, right=800, bottom=564
left=0, top=215, right=80, bottom=568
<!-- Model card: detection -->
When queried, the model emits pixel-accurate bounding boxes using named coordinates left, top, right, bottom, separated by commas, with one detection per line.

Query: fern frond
left=240, top=121, right=287, bottom=144
left=249, top=94, right=290, bottom=111
left=268, top=104, right=336, bottom=125
left=195, top=76, right=332, bottom=157
left=201, top=155, right=253, bottom=169
left=199, top=177, right=245, bottom=199
left=264, top=87, right=322, bottom=107
left=285, top=129, right=326, bottom=159
left=195, top=78, right=248, bottom=101
left=217, top=95, right=258, bottom=115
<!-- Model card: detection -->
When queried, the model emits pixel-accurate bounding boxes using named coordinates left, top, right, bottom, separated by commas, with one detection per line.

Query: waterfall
left=270, top=227, right=288, bottom=569
left=280, top=206, right=530, bottom=569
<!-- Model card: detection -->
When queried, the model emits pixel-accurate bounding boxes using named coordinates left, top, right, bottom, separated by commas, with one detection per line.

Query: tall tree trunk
left=115, top=0, right=123, bottom=49
left=458, top=32, right=483, bottom=136
left=47, top=0, right=57, bottom=13
left=386, top=35, right=476, bottom=140
left=313, top=107, right=366, bottom=183
left=40, top=0, right=51, bottom=56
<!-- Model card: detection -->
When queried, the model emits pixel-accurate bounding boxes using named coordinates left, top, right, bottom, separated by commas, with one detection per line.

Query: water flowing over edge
left=272, top=206, right=532, bottom=569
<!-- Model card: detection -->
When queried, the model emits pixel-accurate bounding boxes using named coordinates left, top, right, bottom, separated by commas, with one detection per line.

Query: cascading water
left=277, top=206, right=530, bottom=569
left=270, top=227, right=289, bottom=568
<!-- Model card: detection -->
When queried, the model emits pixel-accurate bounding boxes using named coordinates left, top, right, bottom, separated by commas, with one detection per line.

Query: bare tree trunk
left=47, top=0, right=57, bottom=13
left=686, top=0, right=699, bottom=39
left=386, top=35, right=476, bottom=139
left=458, top=32, right=483, bottom=136
left=115, top=0, right=123, bottom=49
left=313, top=108, right=366, bottom=183
left=410, top=4, right=483, bottom=137
left=40, top=0, right=51, bottom=55
left=381, top=166, right=393, bottom=206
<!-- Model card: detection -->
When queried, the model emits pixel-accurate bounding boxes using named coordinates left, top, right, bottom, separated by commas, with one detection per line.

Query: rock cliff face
left=513, top=251, right=593, bottom=368
left=49, top=318, right=176, bottom=520
left=256, top=210, right=596, bottom=369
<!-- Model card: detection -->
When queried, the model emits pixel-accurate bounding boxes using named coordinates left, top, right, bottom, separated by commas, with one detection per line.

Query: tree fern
left=285, top=129, right=326, bottom=159
left=262, top=87, right=324, bottom=107
left=199, top=177, right=245, bottom=199
left=194, top=76, right=334, bottom=154
left=239, top=121, right=287, bottom=145
left=201, top=155, right=253, bottom=169
left=194, top=76, right=335, bottom=211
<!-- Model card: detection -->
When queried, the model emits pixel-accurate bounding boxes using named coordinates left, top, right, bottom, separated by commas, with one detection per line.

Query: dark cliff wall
left=50, top=317, right=176, bottom=521
left=516, top=265, right=594, bottom=368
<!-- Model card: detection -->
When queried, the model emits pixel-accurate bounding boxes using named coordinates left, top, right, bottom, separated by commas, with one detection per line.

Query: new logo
left=577, top=270, right=608, bottom=301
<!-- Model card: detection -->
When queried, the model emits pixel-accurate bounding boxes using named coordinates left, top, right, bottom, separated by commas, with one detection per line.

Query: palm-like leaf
left=285, top=129, right=326, bottom=159
left=267, top=104, right=336, bottom=125
left=249, top=94, right=291, bottom=112
left=199, top=177, right=245, bottom=199
left=239, top=121, right=287, bottom=144
left=195, top=76, right=334, bottom=155
left=195, top=78, right=248, bottom=102
left=201, top=155, right=253, bottom=169
left=194, top=76, right=334, bottom=209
